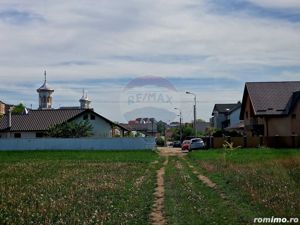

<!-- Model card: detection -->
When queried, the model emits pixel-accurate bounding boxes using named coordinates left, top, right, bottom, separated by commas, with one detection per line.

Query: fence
left=202, top=136, right=300, bottom=148
left=0, top=137, right=156, bottom=151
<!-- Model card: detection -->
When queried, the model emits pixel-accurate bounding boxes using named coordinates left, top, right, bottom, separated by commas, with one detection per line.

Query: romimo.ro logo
left=120, top=76, right=181, bottom=122
left=254, top=217, right=299, bottom=224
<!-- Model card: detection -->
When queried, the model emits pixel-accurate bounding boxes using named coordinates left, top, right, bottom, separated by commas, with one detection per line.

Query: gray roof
left=0, top=109, right=85, bottom=131
left=212, top=102, right=241, bottom=115
left=241, top=81, right=300, bottom=118
left=0, top=108, right=129, bottom=132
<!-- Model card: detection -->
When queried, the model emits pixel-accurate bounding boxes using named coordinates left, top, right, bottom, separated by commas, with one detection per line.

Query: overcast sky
left=0, top=0, right=299, bottom=123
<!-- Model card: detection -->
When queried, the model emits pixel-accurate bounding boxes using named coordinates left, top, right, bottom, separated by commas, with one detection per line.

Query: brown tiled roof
left=0, top=109, right=85, bottom=131
left=241, top=81, right=300, bottom=117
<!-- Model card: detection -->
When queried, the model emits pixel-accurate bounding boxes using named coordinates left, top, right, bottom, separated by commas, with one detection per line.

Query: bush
left=156, top=137, right=165, bottom=146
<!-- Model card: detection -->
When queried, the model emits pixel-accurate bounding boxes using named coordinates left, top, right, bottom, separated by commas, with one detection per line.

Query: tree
left=12, top=103, right=25, bottom=115
left=157, top=120, right=166, bottom=134
left=47, top=121, right=93, bottom=138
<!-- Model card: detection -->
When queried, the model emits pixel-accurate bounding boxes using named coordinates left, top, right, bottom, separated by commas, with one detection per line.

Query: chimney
left=8, top=107, right=12, bottom=128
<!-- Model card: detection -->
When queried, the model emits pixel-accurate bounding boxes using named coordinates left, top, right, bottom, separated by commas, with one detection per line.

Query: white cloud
left=0, top=0, right=299, bottom=122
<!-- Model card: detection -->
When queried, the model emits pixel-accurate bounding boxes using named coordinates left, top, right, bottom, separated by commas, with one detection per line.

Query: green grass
left=0, top=150, right=159, bottom=225
left=187, top=149, right=300, bottom=218
left=1, top=149, right=299, bottom=225
left=164, top=157, right=254, bottom=225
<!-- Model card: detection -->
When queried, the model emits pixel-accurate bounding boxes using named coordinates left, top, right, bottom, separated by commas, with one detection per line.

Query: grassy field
left=1, top=149, right=299, bottom=225
left=0, top=151, right=159, bottom=225
left=181, top=149, right=300, bottom=224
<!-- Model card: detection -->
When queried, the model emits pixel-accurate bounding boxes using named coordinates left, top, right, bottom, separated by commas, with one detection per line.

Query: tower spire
left=44, top=70, right=47, bottom=83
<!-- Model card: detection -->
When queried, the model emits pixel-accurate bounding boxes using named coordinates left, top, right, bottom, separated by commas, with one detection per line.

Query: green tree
left=157, top=120, right=166, bottom=134
left=12, top=103, right=25, bottom=115
left=48, top=121, right=93, bottom=138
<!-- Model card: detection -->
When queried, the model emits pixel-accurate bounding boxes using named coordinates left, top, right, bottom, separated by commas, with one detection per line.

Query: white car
left=189, top=138, right=205, bottom=150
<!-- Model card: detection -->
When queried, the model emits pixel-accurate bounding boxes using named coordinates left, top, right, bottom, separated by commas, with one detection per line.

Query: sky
left=0, top=0, right=299, bottom=123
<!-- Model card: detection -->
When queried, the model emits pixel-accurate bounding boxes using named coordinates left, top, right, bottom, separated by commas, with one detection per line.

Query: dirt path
left=150, top=157, right=168, bottom=225
left=150, top=147, right=227, bottom=224
left=187, top=161, right=227, bottom=200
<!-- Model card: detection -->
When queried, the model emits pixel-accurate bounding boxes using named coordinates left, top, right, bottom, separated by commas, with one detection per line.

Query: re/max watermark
left=254, top=217, right=299, bottom=224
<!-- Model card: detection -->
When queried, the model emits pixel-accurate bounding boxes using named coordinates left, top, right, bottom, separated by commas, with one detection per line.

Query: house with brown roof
left=240, top=81, right=300, bottom=136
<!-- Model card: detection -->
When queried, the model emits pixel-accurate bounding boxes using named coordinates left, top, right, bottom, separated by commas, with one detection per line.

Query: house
left=0, top=101, right=14, bottom=116
left=240, top=81, right=300, bottom=136
left=0, top=72, right=128, bottom=138
left=0, top=108, right=128, bottom=139
left=211, top=102, right=242, bottom=130
left=126, top=118, right=158, bottom=136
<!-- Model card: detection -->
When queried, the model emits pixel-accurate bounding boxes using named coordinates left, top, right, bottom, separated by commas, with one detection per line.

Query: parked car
left=189, top=138, right=205, bottom=150
left=173, top=140, right=181, bottom=148
left=181, top=140, right=191, bottom=151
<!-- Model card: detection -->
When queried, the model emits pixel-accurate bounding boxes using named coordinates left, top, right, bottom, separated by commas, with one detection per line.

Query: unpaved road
left=150, top=147, right=222, bottom=225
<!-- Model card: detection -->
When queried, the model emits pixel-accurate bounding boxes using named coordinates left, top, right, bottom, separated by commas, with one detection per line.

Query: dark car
left=173, top=140, right=181, bottom=148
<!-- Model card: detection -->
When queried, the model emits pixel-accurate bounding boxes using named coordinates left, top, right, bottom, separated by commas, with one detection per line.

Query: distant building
left=0, top=71, right=128, bottom=138
left=126, top=118, right=158, bottom=136
left=240, top=81, right=300, bottom=136
left=211, top=102, right=242, bottom=130
left=0, top=101, right=14, bottom=116
left=195, top=121, right=211, bottom=133
left=37, top=71, right=54, bottom=109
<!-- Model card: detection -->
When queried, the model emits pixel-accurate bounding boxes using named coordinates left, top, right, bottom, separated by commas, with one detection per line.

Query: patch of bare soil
left=150, top=158, right=168, bottom=225
left=157, top=147, right=187, bottom=157
left=187, top=162, right=228, bottom=200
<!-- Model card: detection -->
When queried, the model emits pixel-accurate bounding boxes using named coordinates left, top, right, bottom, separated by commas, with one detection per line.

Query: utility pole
left=186, top=91, right=197, bottom=137
left=174, top=107, right=182, bottom=142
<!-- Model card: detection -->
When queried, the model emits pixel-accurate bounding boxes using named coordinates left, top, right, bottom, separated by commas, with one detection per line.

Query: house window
left=90, top=114, right=95, bottom=120
left=292, top=114, right=296, bottom=119
left=83, top=114, right=88, bottom=120
left=246, top=111, right=249, bottom=119
left=14, top=133, right=21, bottom=138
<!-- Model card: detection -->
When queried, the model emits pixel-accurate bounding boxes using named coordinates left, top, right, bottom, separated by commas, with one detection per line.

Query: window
left=14, top=133, right=21, bottom=138
left=245, top=111, right=249, bottom=119
left=83, top=114, right=88, bottom=120
left=90, top=114, right=95, bottom=120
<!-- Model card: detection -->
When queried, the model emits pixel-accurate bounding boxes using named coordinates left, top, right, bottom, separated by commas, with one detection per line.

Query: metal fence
left=0, top=137, right=156, bottom=151
left=202, top=136, right=300, bottom=148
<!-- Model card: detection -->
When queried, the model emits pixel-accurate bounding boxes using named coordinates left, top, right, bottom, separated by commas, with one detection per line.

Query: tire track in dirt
left=150, top=156, right=168, bottom=225
left=186, top=162, right=228, bottom=200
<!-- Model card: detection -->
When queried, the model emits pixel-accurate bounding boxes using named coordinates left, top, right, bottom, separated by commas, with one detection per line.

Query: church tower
left=37, top=71, right=54, bottom=109
left=79, top=89, right=91, bottom=109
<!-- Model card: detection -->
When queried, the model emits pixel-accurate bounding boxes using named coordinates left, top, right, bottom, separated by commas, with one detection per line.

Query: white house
left=0, top=72, right=128, bottom=138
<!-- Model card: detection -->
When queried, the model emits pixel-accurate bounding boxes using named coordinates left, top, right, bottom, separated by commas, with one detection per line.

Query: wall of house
left=229, top=108, right=241, bottom=127
left=265, top=117, right=292, bottom=136
left=213, top=113, right=226, bottom=129
left=243, top=94, right=255, bottom=126
left=264, top=100, right=300, bottom=136
left=74, top=112, right=113, bottom=138
left=0, top=132, right=37, bottom=139
left=0, top=102, right=5, bottom=115
left=291, top=100, right=300, bottom=135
